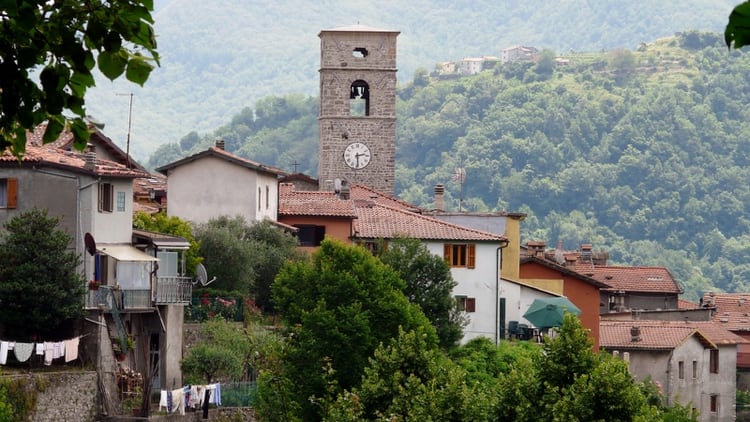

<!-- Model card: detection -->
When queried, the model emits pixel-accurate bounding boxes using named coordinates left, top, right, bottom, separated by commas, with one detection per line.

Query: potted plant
left=88, top=280, right=101, bottom=290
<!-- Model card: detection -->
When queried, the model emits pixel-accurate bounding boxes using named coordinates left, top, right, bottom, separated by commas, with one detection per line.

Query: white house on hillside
left=156, top=141, right=287, bottom=224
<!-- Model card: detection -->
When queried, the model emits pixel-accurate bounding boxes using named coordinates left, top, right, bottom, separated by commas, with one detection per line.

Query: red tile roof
left=572, top=265, right=682, bottom=294
left=702, top=292, right=750, bottom=332
left=600, top=320, right=748, bottom=350
left=156, top=146, right=287, bottom=177
left=0, top=144, right=148, bottom=179
left=278, top=184, right=356, bottom=217
left=278, top=183, right=506, bottom=242
left=354, top=202, right=504, bottom=241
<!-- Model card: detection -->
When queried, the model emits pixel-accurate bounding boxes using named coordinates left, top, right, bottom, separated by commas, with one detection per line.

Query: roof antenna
left=116, top=92, right=134, bottom=168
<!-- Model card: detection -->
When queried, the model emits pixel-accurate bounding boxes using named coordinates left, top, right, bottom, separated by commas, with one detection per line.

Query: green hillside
left=83, top=0, right=737, bottom=159
left=149, top=31, right=750, bottom=300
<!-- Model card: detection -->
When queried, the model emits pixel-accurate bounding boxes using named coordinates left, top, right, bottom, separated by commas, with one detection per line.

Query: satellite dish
left=84, top=232, right=97, bottom=256
left=194, top=263, right=216, bottom=287
left=85, top=115, right=105, bottom=130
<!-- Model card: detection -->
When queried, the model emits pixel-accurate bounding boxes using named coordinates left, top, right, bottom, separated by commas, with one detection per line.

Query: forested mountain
left=148, top=31, right=750, bottom=300
left=84, top=0, right=736, bottom=160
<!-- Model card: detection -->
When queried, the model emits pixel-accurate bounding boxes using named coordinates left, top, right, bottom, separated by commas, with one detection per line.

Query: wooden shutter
left=467, top=244, right=476, bottom=269
left=443, top=244, right=451, bottom=264
left=6, top=178, right=17, bottom=209
left=466, top=297, right=476, bottom=312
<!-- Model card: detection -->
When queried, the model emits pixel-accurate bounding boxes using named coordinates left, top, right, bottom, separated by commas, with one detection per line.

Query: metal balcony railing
left=154, top=276, right=193, bottom=304
left=84, top=277, right=192, bottom=310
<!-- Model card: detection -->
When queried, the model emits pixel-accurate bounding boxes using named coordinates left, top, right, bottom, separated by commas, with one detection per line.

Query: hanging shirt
left=64, top=337, right=79, bottom=362
left=13, top=342, right=33, bottom=363
left=0, top=341, right=8, bottom=365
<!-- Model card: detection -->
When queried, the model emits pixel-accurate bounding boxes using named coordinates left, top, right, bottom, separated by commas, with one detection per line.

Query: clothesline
left=159, top=383, right=222, bottom=416
left=0, top=336, right=80, bottom=366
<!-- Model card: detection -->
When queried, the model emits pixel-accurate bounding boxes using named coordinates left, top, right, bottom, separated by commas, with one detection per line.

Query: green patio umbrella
left=522, top=296, right=581, bottom=329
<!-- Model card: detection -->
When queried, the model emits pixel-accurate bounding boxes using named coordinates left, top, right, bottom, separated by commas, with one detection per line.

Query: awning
left=98, top=245, right=158, bottom=262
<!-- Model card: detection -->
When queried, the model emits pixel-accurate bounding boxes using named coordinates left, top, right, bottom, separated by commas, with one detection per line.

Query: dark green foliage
left=726, top=1, right=750, bottom=49
left=376, top=237, right=466, bottom=350
left=0, top=0, right=158, bottom=157
left=272, top=239, right=436, bottom=421
left=194, top=217, right=300, bottom=304
left=0, top=209, right=84, bottom=340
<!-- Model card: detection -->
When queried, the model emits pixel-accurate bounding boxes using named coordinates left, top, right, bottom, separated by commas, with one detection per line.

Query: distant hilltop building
left=501, top=45, right=539, bottom=63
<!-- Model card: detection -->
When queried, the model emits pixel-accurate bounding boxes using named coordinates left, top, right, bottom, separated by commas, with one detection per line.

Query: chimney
left=434, top=184, right=445, bottom=211
left=630, top=326, right=641, bottom=342
left=339, top=179, right=350, bottom=200
left=85, top=143, right=96, bottom=170
left=216, top=139, right=225, bottom=150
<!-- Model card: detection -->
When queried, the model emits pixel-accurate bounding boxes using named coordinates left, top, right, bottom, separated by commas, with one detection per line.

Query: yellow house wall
left=520, top=278, right=564, bottom=295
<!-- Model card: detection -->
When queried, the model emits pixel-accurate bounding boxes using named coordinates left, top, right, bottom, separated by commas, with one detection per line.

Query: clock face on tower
left=343, top=142, right=371, bottom=169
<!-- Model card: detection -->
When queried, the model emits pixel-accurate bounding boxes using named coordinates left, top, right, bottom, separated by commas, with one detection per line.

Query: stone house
left=601, top=320, right=747, bottom=422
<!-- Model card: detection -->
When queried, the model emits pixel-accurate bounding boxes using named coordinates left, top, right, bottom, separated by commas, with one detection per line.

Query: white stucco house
left=156, top=141, right=287, bottom=225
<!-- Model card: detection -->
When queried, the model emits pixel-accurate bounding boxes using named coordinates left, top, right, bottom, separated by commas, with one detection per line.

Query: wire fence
left=221, top=381, right=257, bottom=407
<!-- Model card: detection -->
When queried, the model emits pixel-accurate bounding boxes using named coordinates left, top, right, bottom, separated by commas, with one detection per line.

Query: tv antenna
left=451, top=165, right=466, bottom=211
left=116, top=92, right=134, bottom=168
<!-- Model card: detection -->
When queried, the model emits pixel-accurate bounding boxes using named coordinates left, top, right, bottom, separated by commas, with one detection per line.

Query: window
left=443, top=244, right=476, bottom=268
left=266, top=186, right=270, bottom=210
left=456, top=296, right=476, bottom=313
left=349, top=80, right=369, bottom=116
left=295, top=225, right=325, bottom=247
left=692, top=360, right=697, bottom=379
left=0, top=178, right=17, bottom=209
left=710, top=395, right=718, bottom=413
left=258, top=187, right=261, bottom=211
left=116, top=191, right=126, bottom=212
left=709, top=349, right=719, bottom=373
left=678, top=361, right=684, bottom=379
left=98, top=183, right=113, bottom=212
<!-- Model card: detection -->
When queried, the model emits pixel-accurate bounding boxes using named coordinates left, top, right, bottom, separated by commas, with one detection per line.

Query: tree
left=180, top=318, right=248, bottom=384
left=0, top=208, right=85, bottom=339
left=376, top=237, right=466, bottom=349
left=194, top=216, right=256, bottom=294
left=726, top=2, right=750, bottom=49
left=0, top=1, right=159, bottom=157
left=327, top=327, right=495, bottom=421
left=132, top=211, right=201, bottom=275
left=271, top=239, right=436, bottom=421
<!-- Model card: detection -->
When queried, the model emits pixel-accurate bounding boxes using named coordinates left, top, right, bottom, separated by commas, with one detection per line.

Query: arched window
left=350, top=80, right=369, bottom=116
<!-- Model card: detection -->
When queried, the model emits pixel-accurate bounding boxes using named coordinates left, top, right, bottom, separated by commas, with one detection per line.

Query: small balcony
left=154, top=276, right=193, bottom=305
left=84, top=278, right=192, bottom=311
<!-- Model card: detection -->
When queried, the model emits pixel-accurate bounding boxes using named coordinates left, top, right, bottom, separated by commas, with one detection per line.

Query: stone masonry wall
left=10, top=371, right=98, bottom=422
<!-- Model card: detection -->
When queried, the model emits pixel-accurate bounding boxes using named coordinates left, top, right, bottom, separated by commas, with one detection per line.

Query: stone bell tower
left=318, top=25, right=399, bottom=195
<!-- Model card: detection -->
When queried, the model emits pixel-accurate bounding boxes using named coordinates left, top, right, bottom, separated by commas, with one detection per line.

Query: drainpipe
left=496, top=239, right=510, bottom=345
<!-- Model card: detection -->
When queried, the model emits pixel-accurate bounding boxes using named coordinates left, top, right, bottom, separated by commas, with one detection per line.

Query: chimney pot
left=216, top=139, right=225, bottom=150
left=630, top=326, right=641, bottom=342
left=434, top=184, right=445, bottom=211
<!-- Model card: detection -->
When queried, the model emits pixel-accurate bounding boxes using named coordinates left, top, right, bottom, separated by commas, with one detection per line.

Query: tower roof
left=320, top=24, right=399, bottom=35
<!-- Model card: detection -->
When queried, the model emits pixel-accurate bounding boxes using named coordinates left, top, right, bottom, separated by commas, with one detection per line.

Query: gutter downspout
left=496, top=239, right=510, bottom=346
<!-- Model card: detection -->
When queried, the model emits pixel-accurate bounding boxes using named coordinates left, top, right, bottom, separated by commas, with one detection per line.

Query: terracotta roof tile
left=0, top=144, right=148, bottom=178
left=278, top=184, right=356, bottom=217
left=156, top=146, right=287, bottom=177
left=702, top=292, right=750, bottom=331
left=600, top=320, right=748, bottom=350
left=354, top=202, right=504, bottom=241
left=577, top=266, right=682, bottom=294
left=278, top=184, right=506, bottom=242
